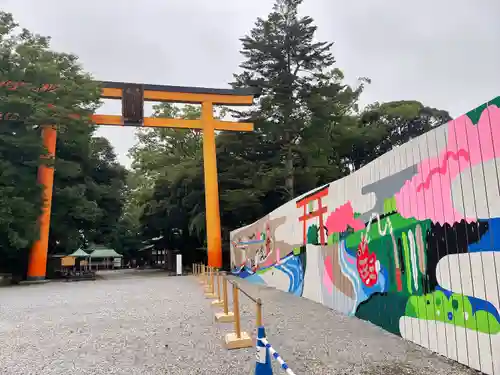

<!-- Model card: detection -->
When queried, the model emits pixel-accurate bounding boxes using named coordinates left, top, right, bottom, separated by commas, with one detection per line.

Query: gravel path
left=0, top=271, right=251, bottom=375
left=0, top=271, right=476, bottom=375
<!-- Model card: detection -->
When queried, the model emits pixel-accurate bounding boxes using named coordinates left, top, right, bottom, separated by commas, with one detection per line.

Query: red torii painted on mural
left=296, top=184, right=330, bottom=245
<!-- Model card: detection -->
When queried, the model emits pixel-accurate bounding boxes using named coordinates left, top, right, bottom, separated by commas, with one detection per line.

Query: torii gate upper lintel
left=27, top=80, right=257, bottom=280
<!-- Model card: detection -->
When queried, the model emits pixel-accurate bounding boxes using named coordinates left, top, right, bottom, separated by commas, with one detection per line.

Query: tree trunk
left=285, top=144, right=294, bottom=199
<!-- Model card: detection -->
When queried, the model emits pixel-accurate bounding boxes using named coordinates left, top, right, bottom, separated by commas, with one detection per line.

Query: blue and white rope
left=259, top=337, right=296, bottom=375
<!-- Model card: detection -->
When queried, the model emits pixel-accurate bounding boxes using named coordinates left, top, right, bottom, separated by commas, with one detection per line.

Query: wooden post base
left=224, top=331, right=253, bottom=350
left=205, top=292, right=218, bottom=299
left=211, top=299, right=224, bottom=307
left=215, top=311, right=234, bottom=323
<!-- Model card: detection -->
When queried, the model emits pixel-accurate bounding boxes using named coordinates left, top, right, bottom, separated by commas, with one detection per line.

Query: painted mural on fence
left=230, top=97, right=500, bottom=375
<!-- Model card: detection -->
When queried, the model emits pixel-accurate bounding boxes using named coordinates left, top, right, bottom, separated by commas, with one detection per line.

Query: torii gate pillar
left=201, top=102, right=223, bottom=267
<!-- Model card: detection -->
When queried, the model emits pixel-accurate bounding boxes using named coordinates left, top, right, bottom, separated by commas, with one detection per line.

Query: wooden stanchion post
left=223, top=278, right=230, bottom=315
left=223, top=282, right=252, bottom=349
left=234, top=284, right=241, bottom=338
left=204, top=267, right=212, bottom=291
left=256, top=298, right=263, bottom=327
left=217, top=271, right=221, bottom=297
left=211, top=270, right=224, bottom=307
left=204, top=266, right=210, bottom=290
left=211, top=269, right=215, bottom=293
left=215, top=273, right=234, bottom=323
left=205, top=267, right=217, bottom=299
left=199, top=264, right=206, bottom=284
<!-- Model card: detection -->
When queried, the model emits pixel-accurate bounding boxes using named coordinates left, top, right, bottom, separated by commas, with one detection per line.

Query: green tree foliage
left=0, top=12, right=126, bottom=276
left=128, top=0, right=452, bottom=267
left=346, top=101, right=452, bottom=170
left=129, top=103, right=205, bottom=253
left=49, top=133, right=127, bottom=254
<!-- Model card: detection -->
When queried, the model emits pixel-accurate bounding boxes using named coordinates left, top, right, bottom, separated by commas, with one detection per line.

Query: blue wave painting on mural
left=275, top=254, right=304, bottom=296
left=232, top=265, right=255, bottom=278
left=231, top=254, right=304, bottom=296
left=469, top=218, right=500, bottom=252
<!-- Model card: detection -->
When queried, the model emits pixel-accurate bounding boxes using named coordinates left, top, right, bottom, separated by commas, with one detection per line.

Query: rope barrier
left=193, top=263, right=297, bottom=374
left=259, top=337, right=296, bottom=375
left=227, top=278, right=258, bottom=303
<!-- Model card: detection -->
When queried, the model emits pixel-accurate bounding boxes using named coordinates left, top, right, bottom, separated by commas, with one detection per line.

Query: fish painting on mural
left=356, top=238, right=378, bottom=287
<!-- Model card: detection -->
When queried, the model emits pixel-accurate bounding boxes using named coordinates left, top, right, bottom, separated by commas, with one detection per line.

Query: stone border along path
left=0, top=270, right=476, bottom=375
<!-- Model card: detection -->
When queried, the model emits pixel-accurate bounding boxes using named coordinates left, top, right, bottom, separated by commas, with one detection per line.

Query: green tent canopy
left=68, top=248, right=90, bottom=257
left=89, top=246, right=123, bottom=259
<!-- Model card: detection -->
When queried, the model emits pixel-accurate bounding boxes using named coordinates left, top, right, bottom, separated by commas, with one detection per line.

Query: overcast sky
left=1, top=0, right=499, bottom=168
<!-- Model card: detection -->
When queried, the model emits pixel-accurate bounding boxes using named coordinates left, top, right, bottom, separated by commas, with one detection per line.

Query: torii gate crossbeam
left=27, top=81, right=256, bottom=280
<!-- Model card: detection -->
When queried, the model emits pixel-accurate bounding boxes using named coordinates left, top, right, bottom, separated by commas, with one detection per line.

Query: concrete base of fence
left=215, top=311, right=234, bottom=323
left=224, top=331, right=252, bottom=350
left=205, top=292, right=218, bottom=299
left=211, top=299, right=224, bottom=307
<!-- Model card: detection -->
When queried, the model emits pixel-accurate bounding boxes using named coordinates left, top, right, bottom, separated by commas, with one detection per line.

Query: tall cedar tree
left=232, top=0, right=352, bottom=199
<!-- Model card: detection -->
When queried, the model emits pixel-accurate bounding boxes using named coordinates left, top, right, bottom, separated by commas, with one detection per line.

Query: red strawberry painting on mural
left=356, top=238, right=378, bottom=287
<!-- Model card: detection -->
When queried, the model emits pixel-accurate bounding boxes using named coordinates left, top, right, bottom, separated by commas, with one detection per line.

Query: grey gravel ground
left=232, top=276, right=477, bottom=375
left=0, top=270, right=476, bottom=375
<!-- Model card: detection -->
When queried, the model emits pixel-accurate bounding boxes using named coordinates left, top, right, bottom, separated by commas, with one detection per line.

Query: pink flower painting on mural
left=325, top=202, right=365, bottom=234
left=395, top=105, right=500, bottom=224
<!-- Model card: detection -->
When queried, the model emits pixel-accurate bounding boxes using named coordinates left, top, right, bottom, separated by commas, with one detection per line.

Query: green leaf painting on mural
left=256, top=266, right=273, bottom=275
left=383, top=197, right=397, bottom=214
left=401, top=232, right=412, bottom=294
left=404, top=290, right=500, bottom=334
left=327, top=232, right=339, bottom=245
left=344, top=213, right=420, bottom=249
left=307, top=224, right=319, bottom=245
left=466, top=96, right=500, bottom=125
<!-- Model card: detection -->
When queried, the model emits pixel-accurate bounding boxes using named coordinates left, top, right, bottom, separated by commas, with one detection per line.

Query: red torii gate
left=296, top=184, right=330, bottom=245
left=1, top=80, right=257, bottom=279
